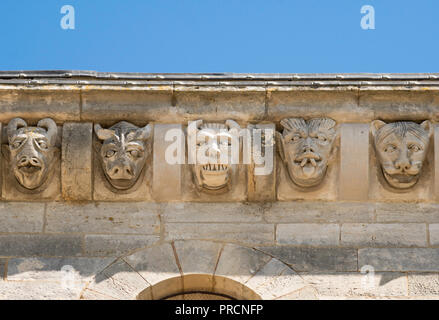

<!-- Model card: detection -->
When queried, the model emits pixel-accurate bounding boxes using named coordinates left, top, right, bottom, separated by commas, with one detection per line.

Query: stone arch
left=81, top=240, right=313, bottom=300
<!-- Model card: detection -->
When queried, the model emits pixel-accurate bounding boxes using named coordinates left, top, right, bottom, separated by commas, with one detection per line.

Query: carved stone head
left=277, top=118, right=336, bottom=188
left=94, top=121, right=152, bottom=190
left=3, top=118, right=58, bottom=190
left=371, top=120, right=432, bottom=189
left=187, top=120, right=241, bottom=192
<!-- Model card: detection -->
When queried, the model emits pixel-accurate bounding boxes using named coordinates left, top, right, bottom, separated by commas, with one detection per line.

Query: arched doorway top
left=81, top=240, right=312, bottom=300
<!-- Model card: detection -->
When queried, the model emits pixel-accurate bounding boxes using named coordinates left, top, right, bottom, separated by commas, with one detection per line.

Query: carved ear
left=94, top=124, right=115, bottom=141
left=1, top=144, right=10, bottom=162
left=135, top=123, right=153, bottom=141
left=92, top=138, right=103, bottom=154
left=420, top=120, right=433, bottom=139
left=275, top=131, right=286, bottom=162
left=371, top=120, right=386, bottom=138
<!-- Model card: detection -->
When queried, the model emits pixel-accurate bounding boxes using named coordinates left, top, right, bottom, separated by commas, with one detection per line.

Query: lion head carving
left=371, top=120, right=432, bottom=189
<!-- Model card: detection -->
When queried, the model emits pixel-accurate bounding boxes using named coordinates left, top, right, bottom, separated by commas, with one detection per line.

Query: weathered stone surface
left=407, top=273, right=439, bottom=296
left=299, top=272, right=408, bottom=298
left=165, top=223, right=274, bottom=245
left=81, top=88, right=173, bottom=122
left=0, top=202, right=44, bottom=233
left=359, top=248, right=439, bottom=271
left=375, top=203, right=439, bottom=223
left=123, top=243, right=181, bottom=286
left=0, top=87, right=80, bottom=122
left=258, top=246, right=357, bottom=272
left=215, top=244, right=272, bottom=284
left=341, top=223, right=427, bottom=247
left=245, top=258, right=307, bottom=299
left=174, top=87, right=266, bottom=122
left=152, top=124, right=183, bottom=201
left=267, top=88, right=366, bottom=122
left=161, top=202, right=264, bottom=223
left=264, top=202, right=374, bottom=223
left=0, top=280, right=82, bottom=300
left=430, top=224, right=439, bottom=245
left=7, top=257, right=112, bottom=281
left=61, top=122, right=93, bottom=200
left=339, top=123, right=369, bottom=200
left=277, top=224, right=340, bottom=246
left=174, top=240, right=222, bottom=275
left=275, top=285, right=319, bottom=300
left=46, top=203, right=160, bottom=234
left=0, top=234, right=82, bottom=257
left=84, top=235, right=160, bottom=257
left=86, top=259, right=150, bottom=300
left=0, top=258, right=6, bottom=279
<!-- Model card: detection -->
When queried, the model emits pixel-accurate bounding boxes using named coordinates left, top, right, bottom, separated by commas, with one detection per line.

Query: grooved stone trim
left=45, top=203, right=160, bottom=234
left=0, top=202, right=45, bottom=233
left=341, top=223, right=427, bottom=247
left=61, top=122, right=93, bottom=200
left=276, top=224, right=340, bottom=246
left=0, top=234, right=82, bottom=257
left=375, top=203, right=439, bottom=223
left=339, top=123, right=369, bottom=200
left=152, top=124, right=183, bottom=201
left=257, top=246, right=358, bottom=272
left=358, top=248, right=439, bottom=271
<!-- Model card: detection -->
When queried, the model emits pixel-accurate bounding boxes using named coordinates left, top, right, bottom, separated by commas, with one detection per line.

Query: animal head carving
left=4, top=118, right=58, bottom=190
left=276, top=118, right=336, bottom=188
left=371, top=120, right=432, bottom=189
left=187, top=120, right=241, bottom=192
left=94, top=121, right=152, bottom=190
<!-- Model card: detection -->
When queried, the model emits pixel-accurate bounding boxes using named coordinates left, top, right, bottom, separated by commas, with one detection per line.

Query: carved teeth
left=300, top=159, right=307, bottom=167
left=310, top=158, right=317, bottom=166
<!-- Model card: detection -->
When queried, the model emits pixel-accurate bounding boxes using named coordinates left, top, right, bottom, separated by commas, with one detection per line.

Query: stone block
left=61, top=122, right=93, bottom=200
left=84, top=235, right=160, bottom=257
left=161, top=202, right=263, bottom=223
left=0, top=258, right=6, bottom=279
left=152, top=124, right=183, bottom=201
left=0, top=280, right=82, bottom=300
left=0, top=234, right=82, bottom=257
left=359, top=248, right=439, bottom=271
left=341, top=223, right=427, bottom=247
left=174, top=240, right=222, bottom=275
left=339, top=123, right=369, bottom=200
left=375, top=203, right=439, bottom=223
left=257, top=246, right=357, bottom=272
left=264, top=202, right=374, bottom=223
left=407, top=273, right=439, bottom=296
left=430, top=224, right=439, bottom=245
left=275, top=286, right=319, bottom=300
left=277, top=224, right=340, bottom=246
left=46, top=202, right=160, bottom=234
left=0, top=202, right=44, bottom=233
left=165, top=223, right=275, bottom=245
left=0, top=87, right=80, bottom=122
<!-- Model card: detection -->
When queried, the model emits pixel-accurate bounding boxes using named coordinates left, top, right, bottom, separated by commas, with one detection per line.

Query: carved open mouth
left=387, top=173, right=417, bottom=183
left=294, top=153, right=321, bottom=167
left=201, top=164, right=229, bottom=174
left=18, top=164, right=42, bottom=174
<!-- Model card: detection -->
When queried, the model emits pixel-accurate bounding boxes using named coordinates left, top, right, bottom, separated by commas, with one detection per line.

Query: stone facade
left=1, top=71, right=439, bottom=300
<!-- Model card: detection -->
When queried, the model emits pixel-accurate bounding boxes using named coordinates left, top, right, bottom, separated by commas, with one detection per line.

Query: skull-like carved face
left=277, top=118, right=336, bottom=188
left=188, top=120, right=241, bottom=191
left=371, top=120, right=432, bottom=189
left=94, top=121, right=152, bottom=190
left=4, top=118, right=58, bottom=190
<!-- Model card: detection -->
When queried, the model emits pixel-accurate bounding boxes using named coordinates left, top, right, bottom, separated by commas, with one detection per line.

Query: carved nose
left=395, top=160, right=411, bottom=171
left=302, top=145, right=315, bottom=154
left=19, top=156, right=40, bottom=166
left=109, top=164, right=134, bottom=179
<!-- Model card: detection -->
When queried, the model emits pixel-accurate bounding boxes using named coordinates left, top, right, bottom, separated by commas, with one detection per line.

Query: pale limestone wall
left=1, top=72, right=439, bottom=300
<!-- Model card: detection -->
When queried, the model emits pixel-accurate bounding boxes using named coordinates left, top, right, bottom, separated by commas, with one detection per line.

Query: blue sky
left=0, top=0, right=437, bottom=73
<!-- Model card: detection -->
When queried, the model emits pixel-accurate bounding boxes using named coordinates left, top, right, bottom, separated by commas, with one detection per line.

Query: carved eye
left=317, top=135, right=327, bottom=142
left=129, top=150, right=141, bottom=157
left=292, top=135, right=301, bottom=142
left=11, top=141, right=23, bottom=149
left=384, top=145, right=396, bottom=153
left=37, top=140, right=48, bottom=149
left=409, top=144, right=421, bottom=152
left=105, top=150, right=116, bottom=158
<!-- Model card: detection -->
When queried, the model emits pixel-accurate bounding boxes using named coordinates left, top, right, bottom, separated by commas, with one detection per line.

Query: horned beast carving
left=3, top=118, right=58, bottom=190
left=94, top=121, right=152, bottom=190
left=276, top=118, right=337, bottom=188
left=371, top=120, right=432, bottom=189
